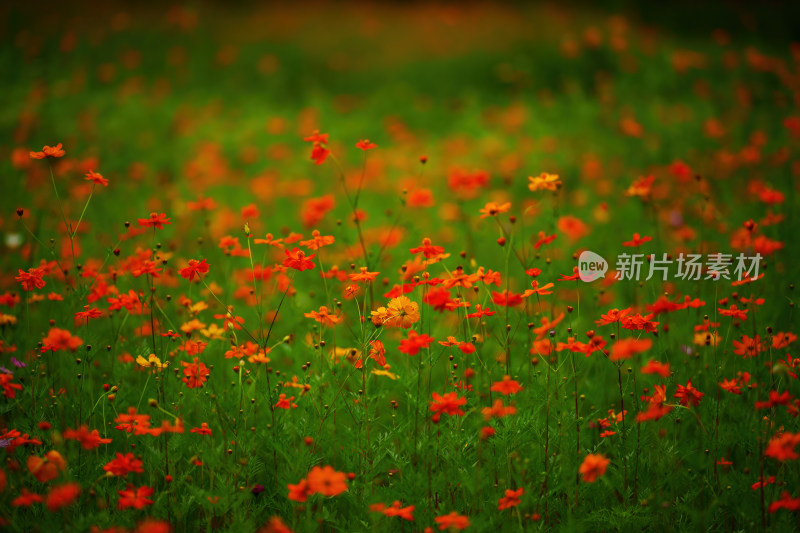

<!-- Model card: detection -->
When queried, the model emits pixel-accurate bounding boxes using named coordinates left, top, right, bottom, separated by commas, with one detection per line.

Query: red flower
left=27, top=450, right=67, bottom=483
left=398, top=330, right=434, bottom=356
left=368, top=340, right=386, bottom=367
left=190, top=422, right=212, bottom=435
left=370, top=500, right=414, bottom=521
left=349, top=266, right=380, bottom=283
left=304, top=131, right=331, bottom=165
left=0, top=373, right=23, bottom=399
left=596, top=308, right=632, bottom=326
left=303, top=130, right=329, bottom=144
left=84, top=170, right=108, bottom=186
left=181, top=358, right=210, bottom=388
left=409, top=237, right=445, bottom=258
left=137, top=212, right=172, bottom=230
left=45, top=483, right=81, bottom=511
left=622, top=233, right=652, bottom=247
left=103, top=452, right=144, bottom=477
left=579, top=453, right=610, bottom=483
left=118, top=485, right=154, bottom=510
left=769, top=491, right=800, bottom=513
left=15, top=268, right=46, bottom=291
left=498, top=487, right=523, bottom=510
left=429, top=392, right=466, bottom=422
left=310, top=143, right=330, bottom=165
left=674, top=381, right=704, bottom=407
left=74, top=305, right=102, bottom=322
left=610, top=338, right=652, bottom=361
left=11, top=488, right=43, bottom=507
left=306, top=465, right=348, bottom=497
left=481, top=399, right=517, bottom=421
left=491, top=290, right=524, bottom=307
left=434, top=511, right=470, bottom=530
left=719, top=304, right=748, bottom=321
left=491, top=375, right=523, bottom=396
left=466, top=304, right=495, bottom=319
left=765, top=432, right=800, bottom=461
left=30, top=143, right=65, bottom=159
left=63, top=426, right=112, bottom=449
left=282, top=248, right=316, bottom=271
left=275, top=394, right=297, bottom=410
left=41, top=328, right=83, bottom=352
left=640, top=360, right=671, bottom=377
left=178, top=258, right=210, bottom=281
left=355, top=139, right=378, bottom=151
left=288, top=479, right=312, bottom=502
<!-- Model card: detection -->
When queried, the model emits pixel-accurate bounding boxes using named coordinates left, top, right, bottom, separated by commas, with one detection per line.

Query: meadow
left=1, top=2, right=799, bottom=531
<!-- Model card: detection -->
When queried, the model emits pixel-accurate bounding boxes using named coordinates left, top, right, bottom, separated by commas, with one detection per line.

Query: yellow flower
left=136, top=353, right=170, bottom=371
left=693, top=331, right=720, bottom=346
left=374, top=295, right=420, bottom=329
left=528, top=173, right=562, bottom=192
left=200, top=323, right=226, bottom=340
left=330, top=347, right=361, bottom=365
left=372, top=368, right=399, bottom=380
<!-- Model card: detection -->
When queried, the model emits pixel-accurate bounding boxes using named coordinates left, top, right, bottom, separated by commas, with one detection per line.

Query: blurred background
left=2, top=1, right=799, bottom=248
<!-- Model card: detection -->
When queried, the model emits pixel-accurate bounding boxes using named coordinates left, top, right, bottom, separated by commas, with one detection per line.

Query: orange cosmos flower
left=481, top=399, right=517, bottom=421
left=349, top=267, right=380, bottom=283
left=178, top=258, right=209, bottom=281
left=254, top=233, right=284, bottom=247
left=491, top=375, right=523, bottom=395
left=498, top=487, right=523, bottom=510
left=640, top=360, right=671, bottom=377
left=63, top=426, right=112, bottom=449
left=673, top=381, right=704, bottom=407
left=190, top=423, right=212, bottom=436
left=275, top=394, right=297, bottom=410
left=429, top=392, right=466, bottom=421
left=434, top=511, right=470, bottom=530
left=610, top=338, right=653, bottom=361
left=372, top=296, right=420, bottom=329
left=103, top=452, right=144, bottom=476
left=30, top=143, right=65, bottom=159
left=84, top=170, right=108, bottom=186
left=306, top=465, right=348, bottom=497
left=27, top=450, right=67, bottom=483
left=579, top=453, right=610, bottom=483
left=765, top=432, right=800, bottom=461
left=298, top=230, right=334, bottom=250
left=12, top=488, right=44, bottom=507
left=137, top=212, right=172, bottom=230
left=304, top=306, right=343, bottom=328
left=118, top=485, right=155, bottom=510
left=528, top=172, right=561, bottom=192
left=370, top=500, right=415, bottom=521
left=355, top=139, right=378, bottom=151
left=181, top=358, right=210, bottom=388
left=622, top=233, right=652, bottom=247
left=287, top=479, right=312, bottom=502
left=45, top=483, right=81, bottom=511
left=15, top=267, right=46, bottom=291
left=625, top=175, right=655, bottom=198
left=257, top=516, right=294, bottom=533
left=282, top=248, right=316, bottom=271
left=478, top=201, right=511, bottom=218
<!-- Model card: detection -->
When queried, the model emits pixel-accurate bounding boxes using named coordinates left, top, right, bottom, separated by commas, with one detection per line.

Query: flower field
left=2, top=2, right=799, bottom=532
